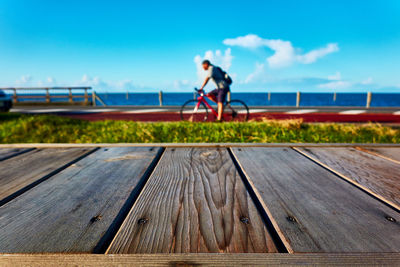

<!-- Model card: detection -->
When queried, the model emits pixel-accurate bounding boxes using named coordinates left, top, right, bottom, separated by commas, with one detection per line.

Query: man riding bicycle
left=199, top=60, right=231, bottom=121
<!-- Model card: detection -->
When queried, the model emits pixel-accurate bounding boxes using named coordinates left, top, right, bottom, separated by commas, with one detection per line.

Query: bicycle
left=180, top=88, right=249, bottom=122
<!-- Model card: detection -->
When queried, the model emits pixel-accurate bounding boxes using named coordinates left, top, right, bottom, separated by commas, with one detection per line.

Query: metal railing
left=0, top=88, right=389, bottom=108
left=160, top=91, right=375, bottom=108
left=1, top=87, right=92, bottom=105
left=294, top=91, right=373, bottom=108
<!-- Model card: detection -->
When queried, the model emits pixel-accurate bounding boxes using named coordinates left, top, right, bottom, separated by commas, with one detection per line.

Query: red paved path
left=63, top=112, right=400, bottom=123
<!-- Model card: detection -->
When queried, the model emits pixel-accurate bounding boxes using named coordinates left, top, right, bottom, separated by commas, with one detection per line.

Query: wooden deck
left=0, top=144, right=399, bottom=266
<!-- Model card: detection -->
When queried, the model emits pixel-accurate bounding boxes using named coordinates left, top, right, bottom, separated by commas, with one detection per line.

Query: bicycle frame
left=182, top=89, right=248, bottom=122
left=194, top=91, right=220, bottom=117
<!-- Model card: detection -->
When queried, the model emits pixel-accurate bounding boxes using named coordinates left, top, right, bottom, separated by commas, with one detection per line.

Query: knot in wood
left=201, top=150, right=218, bottom=160
left=138, top=218, right=149, bottom=225
left=286, top=216, right=297, bottom=223
left=385, top=215, right=396, bottom=222
left=240, top=216, right=250, bottom=224
left=90, top=215, right=102, bottom=223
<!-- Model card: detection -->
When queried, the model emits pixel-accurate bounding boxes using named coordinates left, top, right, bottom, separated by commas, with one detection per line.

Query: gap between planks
left=0, top=148, right=35, bottom=162
left=231, top=147, right=400, bottom=252
left=355, top=146, right=400, bottom=165
left=292, top=147, right=400, bottom=213
left=227, top=148, right=290, bottom=253
left=0, top=148, right=99, bottom=207
left=228, top=148, right=294, bottom=254
left=93, top=147, right=165, bottom=253
left=0, top=147, right=164, bottom=253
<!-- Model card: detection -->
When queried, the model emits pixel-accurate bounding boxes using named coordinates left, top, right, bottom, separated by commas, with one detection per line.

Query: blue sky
left=0, top=0, right=399, bottom=92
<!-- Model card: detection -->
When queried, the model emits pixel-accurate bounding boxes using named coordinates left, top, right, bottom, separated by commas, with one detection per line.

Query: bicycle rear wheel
left=180, top=100, right=209, bottom=122
left=224, top=100, right=249, bottom=122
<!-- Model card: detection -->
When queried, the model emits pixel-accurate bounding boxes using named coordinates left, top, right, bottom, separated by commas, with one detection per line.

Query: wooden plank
left=231, top=147, right=400, bottom=253
left=0, top=147, right=161, bottom=253
left=0, top=148, right=33, bottom=161
left=1, top=254, right=400, bottom=267
left=0, top=148, right=94, bottom=206
left=296, top=147, right=400, bottom=210
left=107, top=148, right=277, bottom=253
left=360, top=147, right=400, bottom=164
left=1, top=143, right=400, bottom=149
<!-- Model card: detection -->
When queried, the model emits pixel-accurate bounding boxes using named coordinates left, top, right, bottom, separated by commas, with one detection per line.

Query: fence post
left=296, top=91, right=301, bottom=107
left=159, top=90, right=163, bottom=106
left=92, top=91, right=96, bottom=107
left=68, top=88, right=73, bottom=103
left=227, top=91, right=231, bottom=102
left=13, top=89, right=18, bottom=103
left=126, top=91, right=129, bottom=100
left=366, top=92, right=372, bottom=108
left=46, top=89, right=50, bottom=103
left=268, top=92, right=271, bottom=102
left=333, top=92, right=337, bottom=102
left=84, top=88, right=88, bottom=105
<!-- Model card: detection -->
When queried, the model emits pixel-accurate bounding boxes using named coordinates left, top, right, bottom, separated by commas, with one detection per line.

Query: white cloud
left=297, top=43, right=339, bottom=64
left=16, top=75, right=33, bottom=85
left=328, top=72, right=341, bottom=81
left=318, top=80, right=352, bottom=89
left=78, top=74, right=155, bottom=92
left=194, top=48, right=233, bottom=81
left=80, top=74, right=106, bottom=87
left=172, top=79, right=193, bottom=90
left=223, top=34, right=269, bottom=49
left=80, top=74, right=120, bottom=91
left=265, top=39, right=296, bottom=68
left=223, top=34, right=339, bottom=68
left=37, top=77, right=57, bottom=87
left=244, top=63, right=266, bottom=84
left=47, top=77, right=56, bottom=84
left=319, top=75, right=377, bottom=91
left=361, top=77, right=373, bottom=85
left=81, top=74, right=92, bottom=83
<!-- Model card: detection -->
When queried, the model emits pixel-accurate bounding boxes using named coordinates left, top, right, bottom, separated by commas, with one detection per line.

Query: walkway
left=0, top=144, right=399, bottom=265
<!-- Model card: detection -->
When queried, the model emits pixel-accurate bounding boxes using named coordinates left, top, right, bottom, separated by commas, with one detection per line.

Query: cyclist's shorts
left=209, top=87, right=230, bottom=103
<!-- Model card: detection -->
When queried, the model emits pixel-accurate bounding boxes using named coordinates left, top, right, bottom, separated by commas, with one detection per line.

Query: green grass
left=1, top=113, right=399, bottom=143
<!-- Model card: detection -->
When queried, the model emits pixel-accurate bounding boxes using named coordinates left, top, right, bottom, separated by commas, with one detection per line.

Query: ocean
left=95, top=92, right=400, bottom=107
left=8, top=92, right=400, bottom=107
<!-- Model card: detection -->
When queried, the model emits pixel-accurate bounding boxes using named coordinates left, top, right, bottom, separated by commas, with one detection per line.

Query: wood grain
left=1, top=253, right=400, bottom=267
left=231, top=147, right=400, bottom=252
left=0, top=148, right=93, bottom=206
left=297, top=147, right=400, bottom=210
left=0, top=148, right=33, bottom=161
left=360, top=147, right=400, bottom=164
left=107, top=148, right=277, bottom=253
left=0, top=147, right=160, bottom=253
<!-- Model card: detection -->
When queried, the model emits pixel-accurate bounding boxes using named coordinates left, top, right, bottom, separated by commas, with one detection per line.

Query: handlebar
left=195, top=87, right=206, bottom=93
left=194, top=87, right=205, bottom=96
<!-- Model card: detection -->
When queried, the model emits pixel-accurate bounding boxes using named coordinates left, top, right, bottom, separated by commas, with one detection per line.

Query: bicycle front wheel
left=180, top=100, right=209, bottom=122
left=224, top=100, right=249, bottom=122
